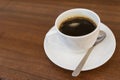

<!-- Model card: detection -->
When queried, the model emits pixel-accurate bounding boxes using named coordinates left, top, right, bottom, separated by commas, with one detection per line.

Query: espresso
left=59, top=17, right=96, bottom=36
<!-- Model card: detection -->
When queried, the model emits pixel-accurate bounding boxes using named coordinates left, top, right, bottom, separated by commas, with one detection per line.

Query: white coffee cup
left=52, top=8, right=100, bottom=52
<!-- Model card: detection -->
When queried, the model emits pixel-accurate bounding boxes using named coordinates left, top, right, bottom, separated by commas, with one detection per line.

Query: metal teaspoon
left=72, top=31, right=106, bottom=77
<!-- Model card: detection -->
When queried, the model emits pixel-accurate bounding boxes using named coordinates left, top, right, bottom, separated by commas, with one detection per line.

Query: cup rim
left=55, top=8, right=100, bottom=38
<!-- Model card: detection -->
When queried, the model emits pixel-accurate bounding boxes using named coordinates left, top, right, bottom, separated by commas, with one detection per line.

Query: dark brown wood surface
left=0, top=0, right=119, bottom=80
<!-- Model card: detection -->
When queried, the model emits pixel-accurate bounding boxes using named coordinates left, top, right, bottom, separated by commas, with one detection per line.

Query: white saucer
left=44, top=23, right=116, bottom=71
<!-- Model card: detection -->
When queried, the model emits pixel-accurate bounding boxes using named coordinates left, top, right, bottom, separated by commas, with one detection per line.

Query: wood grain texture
left=0, top=0, right=119, bottom=80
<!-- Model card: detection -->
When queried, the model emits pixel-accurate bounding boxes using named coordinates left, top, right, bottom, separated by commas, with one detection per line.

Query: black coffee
left=59, top=17, right=96, bottom=36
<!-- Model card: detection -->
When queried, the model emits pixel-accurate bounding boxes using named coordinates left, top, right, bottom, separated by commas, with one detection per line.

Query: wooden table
left=0, top=0, right=119, bottom=80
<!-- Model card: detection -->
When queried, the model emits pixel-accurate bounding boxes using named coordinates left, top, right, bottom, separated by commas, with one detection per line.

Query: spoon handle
left=72, top=47, right=94, bottom=77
